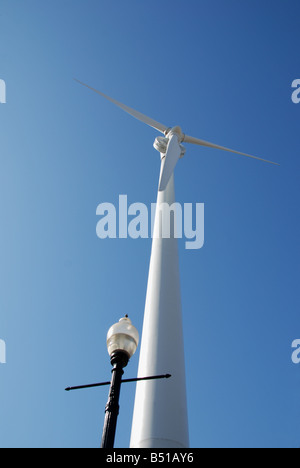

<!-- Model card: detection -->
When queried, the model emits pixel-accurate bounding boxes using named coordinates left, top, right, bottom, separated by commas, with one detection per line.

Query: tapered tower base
left=130, top=160, right=189, bottom=448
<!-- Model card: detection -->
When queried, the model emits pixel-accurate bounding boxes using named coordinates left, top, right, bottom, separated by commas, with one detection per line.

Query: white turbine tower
left=75, top=80, right=279, bottom=448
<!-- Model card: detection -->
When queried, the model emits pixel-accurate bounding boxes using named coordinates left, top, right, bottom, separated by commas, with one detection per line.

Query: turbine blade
left=74, top=79, right=168, bottom=134
left=184, top=134, right=280, bottom=166
left=159, top=135, right=182, bottom=191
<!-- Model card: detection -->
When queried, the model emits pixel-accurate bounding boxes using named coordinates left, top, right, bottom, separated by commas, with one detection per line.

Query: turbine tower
left=130, top=167, right=189, bottom=448
left=75, top=80, right=279, bottom=448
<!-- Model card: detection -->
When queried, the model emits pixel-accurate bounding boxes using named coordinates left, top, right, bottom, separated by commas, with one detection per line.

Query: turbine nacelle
left=153, top=127, right=186, bottom=191
left=153, top=132, right=186, bottom=158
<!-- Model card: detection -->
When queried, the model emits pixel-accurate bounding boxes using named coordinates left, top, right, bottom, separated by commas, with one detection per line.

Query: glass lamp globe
left=107, top=316, right=139, bottom=362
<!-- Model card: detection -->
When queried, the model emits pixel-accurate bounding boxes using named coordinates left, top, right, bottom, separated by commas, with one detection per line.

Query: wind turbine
left=75, top=79, right=279, bottom=448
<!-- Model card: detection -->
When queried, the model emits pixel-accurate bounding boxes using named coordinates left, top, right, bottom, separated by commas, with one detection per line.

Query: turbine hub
left=165, top=126, right=185, bottom=143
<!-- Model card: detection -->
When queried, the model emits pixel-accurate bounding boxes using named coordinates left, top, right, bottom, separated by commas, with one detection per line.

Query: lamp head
left=106, top=316, right=139, bottom=367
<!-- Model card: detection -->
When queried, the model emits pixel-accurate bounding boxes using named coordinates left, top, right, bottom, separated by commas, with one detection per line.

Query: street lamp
left=65, top=315, right=171, bottom=448
left=101, top=315, right=139, bottom=449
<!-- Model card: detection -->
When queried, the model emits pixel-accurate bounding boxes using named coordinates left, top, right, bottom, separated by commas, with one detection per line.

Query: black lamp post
left=101, top=351, right=127, bottom=448
left=65, top=315, right=171, bottom=448
left=101, top=315, right=139, bottom=449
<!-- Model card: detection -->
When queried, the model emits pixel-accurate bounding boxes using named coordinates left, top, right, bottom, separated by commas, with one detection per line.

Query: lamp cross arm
left=65, top=373, right=171, bottom=392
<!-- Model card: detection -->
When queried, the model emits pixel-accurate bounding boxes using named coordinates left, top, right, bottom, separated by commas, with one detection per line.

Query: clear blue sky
left=0, top=0, right=299, bottom=448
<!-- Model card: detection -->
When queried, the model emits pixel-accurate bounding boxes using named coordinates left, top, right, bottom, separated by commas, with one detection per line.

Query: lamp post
left=65, top=315, right=171, bottom=448
left=101, top=315, right=139, bottom=449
